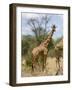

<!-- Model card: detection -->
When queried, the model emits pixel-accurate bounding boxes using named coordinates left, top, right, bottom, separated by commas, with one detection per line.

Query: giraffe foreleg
left=32, top=55, right=38, bottom=72
left=42, top=50, right=48, bottom=71
left=44, top=55, right=47, bottom=70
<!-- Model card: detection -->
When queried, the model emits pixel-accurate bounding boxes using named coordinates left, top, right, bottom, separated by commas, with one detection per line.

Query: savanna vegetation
left=21, top=15, right=63, bottom=76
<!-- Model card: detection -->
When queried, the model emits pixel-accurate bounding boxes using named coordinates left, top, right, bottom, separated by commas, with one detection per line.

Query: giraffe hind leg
left=32, top=56, right=36, bottom=72
left=32, top=59, right=34, bottom=72
left=32, top=62, right=34, bottom=72
left=56, top=56, right=60, bottom=75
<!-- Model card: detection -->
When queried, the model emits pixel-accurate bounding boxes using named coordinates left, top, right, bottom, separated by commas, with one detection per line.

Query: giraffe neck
left=41, top=30, right=55, bottom=47
left=47, top=30, right=54, bottom=39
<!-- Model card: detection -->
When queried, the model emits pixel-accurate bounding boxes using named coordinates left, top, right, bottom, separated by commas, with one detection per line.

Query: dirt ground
left=21, top=57, right=63, bottom=77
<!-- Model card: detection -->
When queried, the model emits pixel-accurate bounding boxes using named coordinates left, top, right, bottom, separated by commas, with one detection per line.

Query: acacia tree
left=28, top=15, right=52, bottom=45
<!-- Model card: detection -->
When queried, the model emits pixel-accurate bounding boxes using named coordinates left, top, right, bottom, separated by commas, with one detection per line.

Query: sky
left=21, top=13, right=63, bottom=39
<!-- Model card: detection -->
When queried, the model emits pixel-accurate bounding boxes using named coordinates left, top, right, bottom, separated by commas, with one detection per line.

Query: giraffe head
left=51, top=25, right=56, bottom=32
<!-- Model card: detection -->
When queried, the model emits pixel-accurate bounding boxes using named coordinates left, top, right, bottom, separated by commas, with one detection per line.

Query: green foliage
left=22, top=35, right=37, bottom=56
left=22, top=39, right=30, bottom=56
left=48, top=49, right=56, bottom=57
left=22, top=35, right=36, bottom=67
left=25, top=49, right=33, bottom=67
left=22, top=35, right=63, bottom=67
left=54, top=37, right=63, bottom=45
left=36, top=34, right=46, bottom=45
left=47, top=39, right=55, bottom=51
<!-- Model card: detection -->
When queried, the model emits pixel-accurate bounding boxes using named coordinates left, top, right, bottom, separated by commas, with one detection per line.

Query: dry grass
left=21, top=57, right=63, bottom=77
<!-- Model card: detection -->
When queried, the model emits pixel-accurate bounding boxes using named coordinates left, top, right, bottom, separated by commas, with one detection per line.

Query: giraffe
left=55, top=39, right=63, bottom=75
left=32, top=25, right=56, bottom=71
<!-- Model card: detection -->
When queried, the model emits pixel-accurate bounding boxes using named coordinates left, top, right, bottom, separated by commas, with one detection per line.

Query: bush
left=25, top=50, right=32, bottom=67
left=48, top=49, right=56, bottom=57
left=22, top=40, right=30, bottom=56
